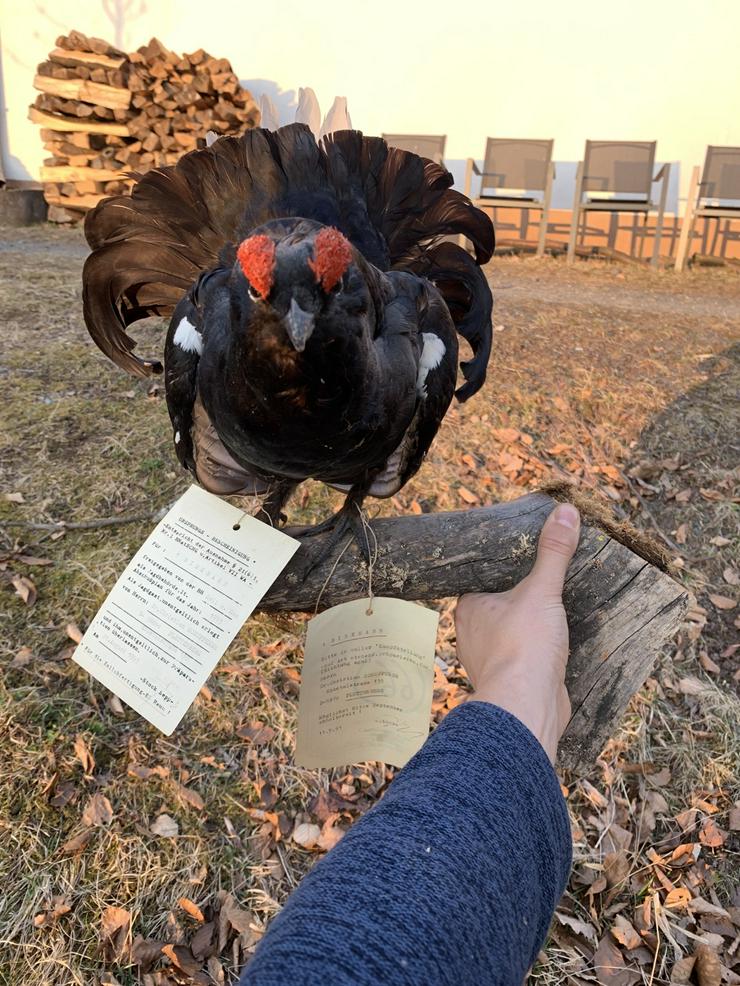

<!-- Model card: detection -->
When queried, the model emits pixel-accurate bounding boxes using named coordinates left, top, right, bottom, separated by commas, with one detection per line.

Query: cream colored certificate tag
left=74, top=485, right=299, bottom=734
left=296, top=597, right=439, bottom=769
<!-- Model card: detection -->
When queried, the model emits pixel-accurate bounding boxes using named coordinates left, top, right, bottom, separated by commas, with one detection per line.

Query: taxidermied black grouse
left=83, top=124, right=494, bottom=548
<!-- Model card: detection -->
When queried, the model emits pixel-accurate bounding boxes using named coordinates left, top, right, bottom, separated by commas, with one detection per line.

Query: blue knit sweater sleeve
left=239, top=701, right=572, bottom=986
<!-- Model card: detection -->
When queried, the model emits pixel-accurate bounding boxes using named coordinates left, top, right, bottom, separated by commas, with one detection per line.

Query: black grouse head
left=230, top=222, right=375, bottom=355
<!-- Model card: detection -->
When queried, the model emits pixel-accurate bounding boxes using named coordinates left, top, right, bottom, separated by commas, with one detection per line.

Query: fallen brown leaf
left=100, top=906, right=131, bottom=963
left=610, top=914, right=641, bottom=949
left=670, top=954, right=696, bottom=983
left=11, top=574, right=36, bottom=606
left=178, top=897, right=205, bottom=923
left=130, top=935, right=166, bottom=971
left=235, top=720, right=276, bottom=744
left=10, top=646, right=34, bottom=668
left=81, top=792, right=113, bottom=826
left=554, top=910, right=598, bottom=946
left=33, top=895, right=71, bottom=928
left=258, top=780, right=277, bottom=808
left=593, top=934, right=634, bottom=985
left=176, top=782, right=205, bottom=812
left=709, top=535, right=730, bottom=547
left=161, top=943, right=201, bottom=976
left=665, top=887, right=692, bottom=910
left=729, top=804, right=740, bottom=831
left=150, top=813, right=179, bottom=837
left=699, top=818, right=725, bottom=848
left=699, top=652, right=720, bottom=674
left=707, top=593, right=736, bottom=611
left=49, top=780, right=76, bottom=808
left=292, top=822, right=321, bottom=849
left=693, top=944, right=722, bottom=986
left=101, top=905, right=130, bottom=939
left=66, top=622, right=83, bottom=643
left=190, top=920, right=215, bottom=961
left=73, top=734, right=95, bottom=775
left=5, top=491, right=24, bottom=503
left=604, top=850, right=631, bottom=888
left=457, top=486, right=479, bottom=504
left=60, top=828, right=94, bottom=853
left=317, top=813, right=345, bottom=851
left=409, top=499, right=423, bottom=515
left=16, top=555, right=52, bottom=566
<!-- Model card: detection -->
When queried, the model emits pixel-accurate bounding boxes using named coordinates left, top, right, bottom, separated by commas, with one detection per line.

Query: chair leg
left=537, top=161, right=554, bottom=257
left=651, top=162, right=670, bottom=269
left=675, top=165, right=701, bottom=272
left=567, top=162, right=584, bottom=265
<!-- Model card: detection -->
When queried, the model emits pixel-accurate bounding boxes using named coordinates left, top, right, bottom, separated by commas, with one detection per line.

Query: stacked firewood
left=29, top=31, right=260, bottom=222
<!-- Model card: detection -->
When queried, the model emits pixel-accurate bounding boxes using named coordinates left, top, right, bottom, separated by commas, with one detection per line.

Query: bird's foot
left=297, top=499, right=375, bottom=576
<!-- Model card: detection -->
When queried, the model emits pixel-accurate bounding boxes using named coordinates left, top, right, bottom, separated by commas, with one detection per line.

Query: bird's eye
left=248, top=284, right=262, bottom=302
left=331, top=279, right=343, bottom=296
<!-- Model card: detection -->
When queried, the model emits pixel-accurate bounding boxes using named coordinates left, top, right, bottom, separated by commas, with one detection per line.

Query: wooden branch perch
left=261, top=492, right=690, bottom=772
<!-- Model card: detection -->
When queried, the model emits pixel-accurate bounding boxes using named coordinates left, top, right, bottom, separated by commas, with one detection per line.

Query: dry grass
left=1, top=226, right=738, bottom=985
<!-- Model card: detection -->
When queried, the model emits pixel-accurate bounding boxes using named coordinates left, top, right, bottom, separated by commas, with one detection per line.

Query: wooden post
left=537, top=161, right=555, bottom=257
left=651, top=162, right=671, bottom=268
left=261, top=492, right=689, bottom=772
left=675, top=165, right=701, bottom=272
left=566, top=161, right=585, bottom=265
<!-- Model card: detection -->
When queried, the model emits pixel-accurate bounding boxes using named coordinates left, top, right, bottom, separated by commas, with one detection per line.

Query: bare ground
left=1, top=225, right=738, bottom=985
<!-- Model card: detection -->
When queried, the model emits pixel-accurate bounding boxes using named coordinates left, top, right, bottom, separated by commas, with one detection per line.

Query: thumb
left=528, top=502, right=581, bottom=595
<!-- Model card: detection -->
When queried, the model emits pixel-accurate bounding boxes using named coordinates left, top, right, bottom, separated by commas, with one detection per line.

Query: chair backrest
left=382, top=134, right=446, bottom=164
left=582, top=140, right=656, bottom=198
left=700, top=146, right=740, bottom=202
left=479, top=138, right=553, bottom=196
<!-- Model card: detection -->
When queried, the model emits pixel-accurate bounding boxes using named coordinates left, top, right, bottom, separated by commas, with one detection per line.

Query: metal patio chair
left=464, top=138, right=555, bottom=256
left=675, top=146, right=740, bottom=271
left=566, top=140, right=670, bottom=267
left=382, top=133, right=446, bottom=165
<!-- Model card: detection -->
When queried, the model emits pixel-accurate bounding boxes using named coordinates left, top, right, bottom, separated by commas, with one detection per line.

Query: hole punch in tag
left=73, top=485, right=299, bottom=735
left=296, top=596, right=440, bottom=769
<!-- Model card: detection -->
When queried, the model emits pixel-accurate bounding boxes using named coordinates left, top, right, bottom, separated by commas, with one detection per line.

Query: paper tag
left=74, top=485, right=299, bottom=734
left=296, top=597, right=439, bottom=769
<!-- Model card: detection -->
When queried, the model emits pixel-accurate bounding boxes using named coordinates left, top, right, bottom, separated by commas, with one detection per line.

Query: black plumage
left=83, top=124, right=494, bottom=539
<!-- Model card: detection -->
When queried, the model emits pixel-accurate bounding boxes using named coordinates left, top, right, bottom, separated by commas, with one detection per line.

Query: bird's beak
left=284, top=298, right=315, bottom=352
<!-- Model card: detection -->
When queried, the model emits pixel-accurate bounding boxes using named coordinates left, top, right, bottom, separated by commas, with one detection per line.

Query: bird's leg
left=254, top=480, right=298, bottom=527
left=300, top=488, right=375, bottom=573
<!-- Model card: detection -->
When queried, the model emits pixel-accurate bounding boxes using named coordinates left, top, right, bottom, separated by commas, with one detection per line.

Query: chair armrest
left=467, top=158, right=483, bottom=176
left=653, top=162, right=670, bottom=182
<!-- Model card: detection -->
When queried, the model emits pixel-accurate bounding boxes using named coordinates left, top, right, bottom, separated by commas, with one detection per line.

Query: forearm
left=239, top=702, right=572, bottom=986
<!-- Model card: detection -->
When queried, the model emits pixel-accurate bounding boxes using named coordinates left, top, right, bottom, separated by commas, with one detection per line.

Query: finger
left=527, top=503, right=581, bottom=595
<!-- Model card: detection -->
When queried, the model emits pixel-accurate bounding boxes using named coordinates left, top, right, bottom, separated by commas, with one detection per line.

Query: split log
left=40, top=165, right=124, bottom=182
left=33, top=74, right=132, bottom=111
left=48, top=47, right=127, bottom=71
left=260, top=492, right=690, bottom=771
left=28, top=107, right=130, bottom=135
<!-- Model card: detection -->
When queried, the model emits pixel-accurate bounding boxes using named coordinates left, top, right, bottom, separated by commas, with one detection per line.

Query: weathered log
left=28, top=107, right=130, bottom=135
left=40, top=165, right=124, bottom=183
left=260, top=492, right=689, bottom=771
left=33, top=74, right=131, bottom=110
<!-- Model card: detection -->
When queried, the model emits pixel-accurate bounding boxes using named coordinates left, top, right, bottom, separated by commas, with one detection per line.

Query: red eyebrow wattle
left=308, top=227, right=352, bottom=293
left=237, top=235, right=276, bottom=299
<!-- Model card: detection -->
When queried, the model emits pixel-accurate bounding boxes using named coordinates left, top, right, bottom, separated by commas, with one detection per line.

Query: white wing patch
left=416, top=332, right=446, bottom=397
left=173, top=316, right=203, bottom=355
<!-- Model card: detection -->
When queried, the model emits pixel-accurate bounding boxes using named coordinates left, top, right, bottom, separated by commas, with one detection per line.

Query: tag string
left=354, top=503, right=378, bottom=616
left=314, top=537, right=353, bottom=615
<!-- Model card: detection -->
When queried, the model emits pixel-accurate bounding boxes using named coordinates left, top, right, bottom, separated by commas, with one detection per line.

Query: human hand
left=454, top=502, right=581, bottom=762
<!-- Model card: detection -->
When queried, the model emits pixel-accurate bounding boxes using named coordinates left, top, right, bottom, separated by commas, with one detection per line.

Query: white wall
left=2, top=0, right=740, bottom=205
